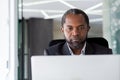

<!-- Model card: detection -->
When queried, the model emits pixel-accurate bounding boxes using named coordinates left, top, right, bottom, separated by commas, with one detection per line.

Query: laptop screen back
left=31, top=55, right=120, bottom=80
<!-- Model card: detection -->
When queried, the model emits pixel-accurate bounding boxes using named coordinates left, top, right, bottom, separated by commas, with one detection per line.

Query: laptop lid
left=31, top=55, right=120, bottom=80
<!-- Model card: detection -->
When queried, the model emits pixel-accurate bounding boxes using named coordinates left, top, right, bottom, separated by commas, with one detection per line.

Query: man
left=44, top=8, right=112, bottom=55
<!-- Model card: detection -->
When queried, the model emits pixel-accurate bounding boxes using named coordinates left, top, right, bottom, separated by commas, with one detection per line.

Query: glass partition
left=109, top=0, right=120, bottom=54
left=18, top=0, right=120, bottom=80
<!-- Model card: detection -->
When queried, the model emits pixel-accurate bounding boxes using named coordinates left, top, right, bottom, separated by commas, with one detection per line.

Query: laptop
left=31, top=55, right=120, bottom=80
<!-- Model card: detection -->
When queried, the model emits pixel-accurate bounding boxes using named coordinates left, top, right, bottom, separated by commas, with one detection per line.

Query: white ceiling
left=19, top=0, right=103, bottom=22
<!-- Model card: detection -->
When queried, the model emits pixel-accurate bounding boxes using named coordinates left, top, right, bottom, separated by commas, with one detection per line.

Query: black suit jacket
left=44, top=42, right=112, bottom=55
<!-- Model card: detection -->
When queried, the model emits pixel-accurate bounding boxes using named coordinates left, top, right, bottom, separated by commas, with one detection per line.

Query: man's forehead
left=66, top=13, right=84, bottom=17
left=65, top=14, right=86, bottom=23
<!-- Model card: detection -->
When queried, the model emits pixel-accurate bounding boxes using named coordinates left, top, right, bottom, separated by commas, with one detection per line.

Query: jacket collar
left=62, top=42, right=71, bottom=55
left=62, top=42, right=94, bottom=55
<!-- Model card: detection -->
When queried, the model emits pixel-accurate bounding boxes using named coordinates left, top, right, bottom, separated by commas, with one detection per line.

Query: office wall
left=27, top=18, right=53, bottom=55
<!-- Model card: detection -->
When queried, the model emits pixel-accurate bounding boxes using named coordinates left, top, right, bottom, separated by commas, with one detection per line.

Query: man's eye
left=81, top=26, right=85, bottom=29
left=78, top=26, right=86, bottom=30
left=67, top=27, right=73, bottom=30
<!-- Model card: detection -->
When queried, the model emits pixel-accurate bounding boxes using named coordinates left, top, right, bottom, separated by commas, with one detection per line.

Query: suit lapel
left=62, top=42, right=71, bottom=55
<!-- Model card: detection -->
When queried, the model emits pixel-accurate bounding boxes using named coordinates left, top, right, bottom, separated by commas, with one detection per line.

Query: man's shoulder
left=89, top=42, right=110, bottom=50
left=48, top=42, right=65, bottom=49
left=45, top=42, right=66, bottom=55
left=86, top=42, right=112, bottom=54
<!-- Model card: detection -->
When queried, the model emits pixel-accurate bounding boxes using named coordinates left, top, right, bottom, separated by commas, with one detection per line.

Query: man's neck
left=72, top=48, right=82, bottom=55
left=67, top=42, right=86, bottom=55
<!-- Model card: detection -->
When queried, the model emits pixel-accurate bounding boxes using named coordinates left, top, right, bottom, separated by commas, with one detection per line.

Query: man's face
left=61, top=14, right=90, bottom=49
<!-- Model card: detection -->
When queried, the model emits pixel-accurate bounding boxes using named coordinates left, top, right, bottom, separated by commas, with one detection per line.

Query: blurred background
left=18, top=0, right=120, bottom=80
left=0, top=0, right=120, bottom=80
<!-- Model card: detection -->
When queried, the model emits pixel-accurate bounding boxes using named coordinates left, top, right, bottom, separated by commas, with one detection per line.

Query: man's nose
left=72, top=29, right=79, bottom=36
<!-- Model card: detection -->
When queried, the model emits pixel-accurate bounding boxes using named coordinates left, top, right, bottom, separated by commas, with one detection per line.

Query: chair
left=49, top=37, right=109, bottom=48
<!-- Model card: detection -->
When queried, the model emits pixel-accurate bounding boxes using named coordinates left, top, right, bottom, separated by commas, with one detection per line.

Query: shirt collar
left=67, top=42, right=86, bottom=55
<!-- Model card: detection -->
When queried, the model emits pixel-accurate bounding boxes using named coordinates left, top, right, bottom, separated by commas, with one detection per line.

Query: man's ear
left=61, top=27, right=64, bottom=32
left=87, top=26, right=90, bottom=31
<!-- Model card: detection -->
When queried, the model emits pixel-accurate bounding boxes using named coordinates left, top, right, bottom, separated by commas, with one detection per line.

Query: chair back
left=49, top=37, right=109, bottom=48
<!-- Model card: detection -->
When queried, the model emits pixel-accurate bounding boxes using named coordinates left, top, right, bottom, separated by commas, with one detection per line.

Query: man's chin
left=69, top=42, right=81, bottom=49
left=69, top=41, right=85, bottom=49
left=70, top=45, right=81, bottom=49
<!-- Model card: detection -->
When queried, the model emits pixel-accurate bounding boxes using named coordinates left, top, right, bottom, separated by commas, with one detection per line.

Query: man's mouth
left=72, top=38, right=79, bottom=41
left=72, top=39, right=79, bottom=42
